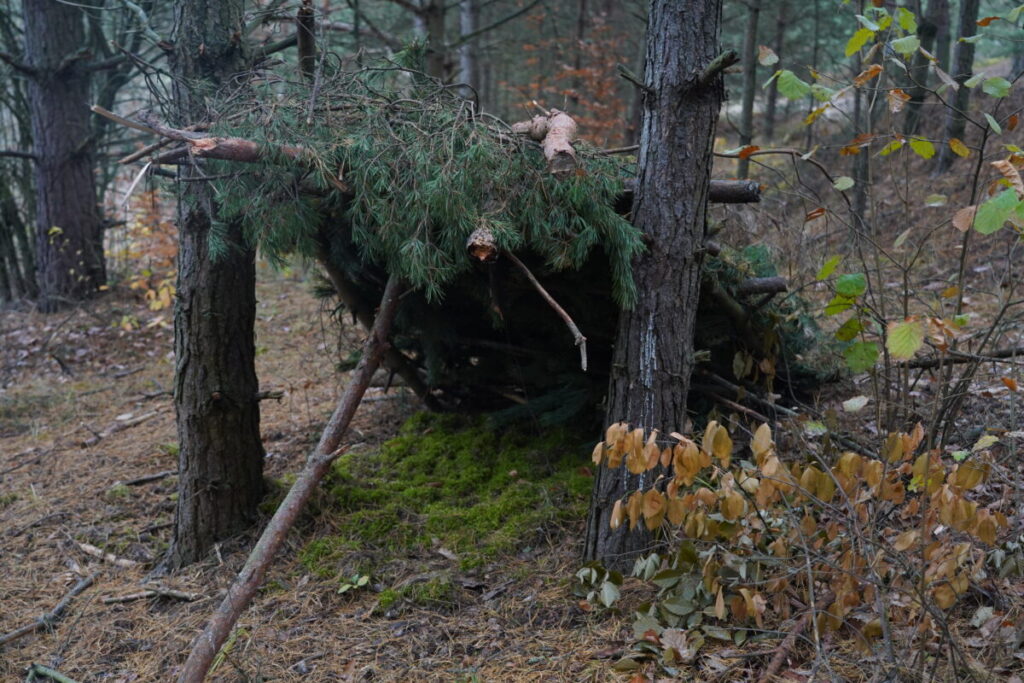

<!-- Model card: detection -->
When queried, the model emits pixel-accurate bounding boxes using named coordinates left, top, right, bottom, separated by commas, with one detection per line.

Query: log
left=736, top=276, right=787, bottom=296
left=617, top=178, right=760, bottom=214
left=177, top=274, right=404, bottom=683
left=512, top=109, right=578, bottom=176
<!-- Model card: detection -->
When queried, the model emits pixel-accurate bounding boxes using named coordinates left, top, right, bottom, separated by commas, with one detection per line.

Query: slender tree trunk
left=22, top=0, right=105, bottom=312
left=933, top=0, right=951, bottom=74
left=904, top=0, right=941, bottom=135
left=0, top=184, right=32, bottom=299
left=935, top=0, right=980, bottom=174
left=737, top=0, right=761, bottom=178
left=804, top=0, right=820, bottom=150
left=763, top=0, right=786, bottom=143
left=161, top=0, right=265, bottom=570
left=571, top=0, right=587, bottom=107
left=585, top=0, right=724, bottom=570
left=458, top=0, right=478, bottom=99
left=422, top=0, right=446, bottom=79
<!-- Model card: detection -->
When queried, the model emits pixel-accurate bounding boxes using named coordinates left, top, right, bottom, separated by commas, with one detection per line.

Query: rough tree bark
left=585, top=0, right=725, bottom=569
left=737, top=0, right=761, bottom=178
left=161, top=0, right=265, bottom=570
left=22, top=0, right=105, bottom=312
left=935, top=0, right=980, bottom=174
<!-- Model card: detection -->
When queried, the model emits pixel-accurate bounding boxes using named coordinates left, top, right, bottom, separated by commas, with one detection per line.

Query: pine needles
left=207, top=57, right=643, bottom=306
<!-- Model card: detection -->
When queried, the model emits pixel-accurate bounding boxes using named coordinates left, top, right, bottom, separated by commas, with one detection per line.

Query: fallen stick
left=505, top=252, right=588, bottom=372
left=80, top=410, right=159, bottom=448
left=757, top=590, right=834, bottom=683
left=102, top=586, right=201, bottom=604
left=25, top=664, right=82, bottom=683
left=0, top=574, right=96, bottom=647
left=178, top=274, right=404, bottom=683
left=120, top=470, right=175, bottom=487
left=902, top=345, right=1024, bottom=369
left=76, top=543, right=138, bottom=568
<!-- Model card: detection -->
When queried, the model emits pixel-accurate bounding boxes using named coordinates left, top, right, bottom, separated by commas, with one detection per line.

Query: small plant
left=572, top=562, right=622, bottom=610
left=337, top=573, right=371, bottom=596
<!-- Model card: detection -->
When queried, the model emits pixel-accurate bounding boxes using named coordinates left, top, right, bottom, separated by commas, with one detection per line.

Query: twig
left=0, top=574, right=96, bottom=647
left=704, top=391, right=770, bottom=423
left=120, top=470, right=175, bottom=487
left=505, top=252, right=588, bottom=372
left=697, top=49, right=740, bottom=89
left=616, top=64, right=652, bottom=95
left=101, top=586, right=200, bottom=604
left=25, top=664, right=82, bottom=683
left=757, top=590, right=834, bottom=683
left=76, top=543, right=138, bottom=568
left=903, top=345, right=1024, bottom=369
left=177, top=275, right=405, bottom=683
left=254, top=390, right=285, bottom=401
left=80, top=410, right=159, bottom=448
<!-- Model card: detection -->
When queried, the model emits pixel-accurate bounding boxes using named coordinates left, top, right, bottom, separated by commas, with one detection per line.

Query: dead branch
left=0, top=574, right=96, bottom=647
left=80, top=410, right=159, bottom=448
left=101, top=586, right=201, bottom=605
left=902, top=345, right=1024, bottom=369
left=736, top=276, right=788, bottom=296
left=698, top=49, right=740, bottom=88
left=757, top=590, right=834, bottom=683
left=620, top=178, right=761, bottom=207
left=505, top=252, right=587, bottom=372
left=512, top=109, right=578, bottom=176
left=24, top=664, right=82, bottom=683
left=76, top=543, right=138, bottom=568
left=178, top=274, right=405, bottom=683
left=120, top=470, right=175, bottom=487
left=254, top=390, right=285, bottom=401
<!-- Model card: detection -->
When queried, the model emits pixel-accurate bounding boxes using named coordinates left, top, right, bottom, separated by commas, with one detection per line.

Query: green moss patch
left=300, top=413, right=592, bottom=582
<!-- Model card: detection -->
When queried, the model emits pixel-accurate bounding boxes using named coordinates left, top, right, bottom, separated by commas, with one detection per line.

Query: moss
left=376, top=588, right=399, bottom=611
left=302, top=412, right=591, bottom=579
left=0, top=493, right=18, bottom=509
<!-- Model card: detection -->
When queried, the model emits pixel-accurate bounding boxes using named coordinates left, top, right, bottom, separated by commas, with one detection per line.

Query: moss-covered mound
left=300, top=413, right=593, bottom=597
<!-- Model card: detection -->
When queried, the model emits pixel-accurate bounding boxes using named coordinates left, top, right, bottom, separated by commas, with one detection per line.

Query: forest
left=1, top=0, right=1023, bottom=681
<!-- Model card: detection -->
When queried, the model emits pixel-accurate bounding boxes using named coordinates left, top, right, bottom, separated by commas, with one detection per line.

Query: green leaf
left=1009, top=5, right=1024, bottom=23
left=834, top=316, right=864, bottom=341
left=890, top=36, right=920, bottom=57
left=878, top=139, right=904, bottom=156
left=895, top=7, right=918, bottom=32
left=856, top=15, right=880, bottom=31
left=776, top=70, right=811, bottom=99
left=960, top=34, right=983, bottom=44
left=984, top=113, right=1002, bottom=134
left=835, top=272, right=867, bottom=297
left=844, top=341, right=879, bottom=373
left=974, top=188, right=1019, bottom=234
left=886, top=319, right=925, bottom=359
left=843, top=395, right=870, bottom=413
left=816, top=254, right=841, bottom=280
left=810, top=84, right=836, bottom=102
left=845, top=28, right=876, bottom=57
left=983, top=77, right=1012, bottom=98
left=599, top=580, right=620, bottom=608
left=909, top=137, right=936, bottom=159
left=924, top=194, right=947, bottom=207
left=833, top=176, right=855, bottom=191
left=825, top=294, right=855, bottom=316
left=964, top=73, right=985, bottom=88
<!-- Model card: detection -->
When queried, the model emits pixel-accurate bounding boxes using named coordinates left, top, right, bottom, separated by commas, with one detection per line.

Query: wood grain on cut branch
left=177, top=275, right=405, bottom=683
left=512, top=109, right=578, bottom=176
left=465, top=227, right=498, bottom=263
left=0, top=574, right=96, bottom=647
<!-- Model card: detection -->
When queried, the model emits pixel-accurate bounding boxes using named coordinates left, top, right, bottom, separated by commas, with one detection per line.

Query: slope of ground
left=0, top=267, right=631, bottom=682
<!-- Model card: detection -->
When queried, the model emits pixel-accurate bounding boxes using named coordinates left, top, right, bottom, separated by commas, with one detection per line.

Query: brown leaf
left=805, top=207, right=827, bottom=222
left=853, top=64, right=883, bottom=87
left=738, top=145, right=760, bottom=159
left=952, top=205, right=977, bottom=232
left=992, top=159, right=1024, bottom=197
left=887, top=88, right=911, bottom=113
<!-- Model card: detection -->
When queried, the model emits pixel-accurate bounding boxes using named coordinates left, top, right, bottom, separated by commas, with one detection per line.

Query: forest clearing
left=2, top=0, right=1024, bottom=681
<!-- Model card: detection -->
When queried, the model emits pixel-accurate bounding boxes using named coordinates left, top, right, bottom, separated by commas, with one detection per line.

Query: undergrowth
left=299, top=412, right=592, bottom=606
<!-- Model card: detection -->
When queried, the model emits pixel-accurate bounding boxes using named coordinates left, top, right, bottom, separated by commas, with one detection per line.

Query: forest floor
left=0, top=266, right=643, bottom=682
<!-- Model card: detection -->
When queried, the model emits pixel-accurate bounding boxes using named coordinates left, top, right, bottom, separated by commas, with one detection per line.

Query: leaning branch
left=177, top=275, right=405, bottom=683
left=505, top=252, right=588, bottom=372
left=0, top=574, right=96, bottom=647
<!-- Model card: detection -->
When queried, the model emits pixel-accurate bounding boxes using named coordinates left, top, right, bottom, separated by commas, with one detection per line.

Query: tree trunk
left=585, top=0, right=724, bottom=570
left=763, top=0, right=786, bottom=143
left=904, top=0, right=941, bottom=135
left=935, top=0, right=980, bottom=174
left=22, top=0, right=105, bottom=312
left=933, top=0, right=951, bottom=74
left=423, top=0, right=446, bottom=79
left=161, top=0, right=265, bottom=570
left=458, top=0, right=478, bottom=99
left=737, top=0, right=761, bottom=178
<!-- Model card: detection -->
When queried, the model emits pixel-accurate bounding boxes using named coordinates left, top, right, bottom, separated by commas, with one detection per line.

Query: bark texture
left=22, top=0, right=104, bottom=312
left=585, top=0, right=724, bottom=569
left=162, top=0, right=265, bottom=570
